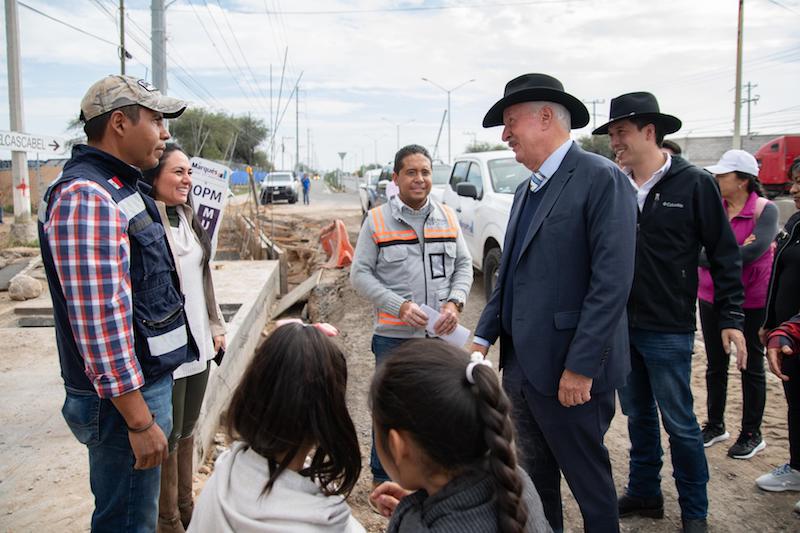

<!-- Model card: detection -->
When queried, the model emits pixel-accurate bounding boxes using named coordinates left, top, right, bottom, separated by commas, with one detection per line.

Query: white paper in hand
left=420, top=304, right=471, bottom=348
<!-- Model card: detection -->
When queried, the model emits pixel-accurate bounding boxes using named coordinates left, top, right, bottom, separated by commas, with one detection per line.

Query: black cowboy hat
left=592, top=92, right=681, bottom=135
left=483, top=73, right=589, bottom=129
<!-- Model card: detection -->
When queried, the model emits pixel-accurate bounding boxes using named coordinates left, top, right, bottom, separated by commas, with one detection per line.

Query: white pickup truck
left=441, top=150, right=529, bottom=299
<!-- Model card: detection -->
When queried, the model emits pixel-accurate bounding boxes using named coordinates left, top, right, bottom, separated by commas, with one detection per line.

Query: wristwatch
left=447, top=298, right=464, bottom=313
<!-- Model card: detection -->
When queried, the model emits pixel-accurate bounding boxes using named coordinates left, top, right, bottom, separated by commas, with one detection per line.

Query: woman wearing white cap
left=698, top=149, right=779, bottom=459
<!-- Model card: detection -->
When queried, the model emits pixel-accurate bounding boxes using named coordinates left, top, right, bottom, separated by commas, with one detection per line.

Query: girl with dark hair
left=697, top=149, right=779, bottom=460
left=143, top=144, right=227, bottom=532
left=369, top=340, right=551, bottom=533
left=188, top=322, right=364, bottom=532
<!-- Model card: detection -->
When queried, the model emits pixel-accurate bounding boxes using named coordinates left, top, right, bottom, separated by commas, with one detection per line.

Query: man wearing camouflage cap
left=38, top=75, right=195, bottom=531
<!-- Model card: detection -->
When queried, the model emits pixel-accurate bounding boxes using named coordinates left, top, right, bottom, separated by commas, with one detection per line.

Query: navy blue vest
left=38, top=145, right=196, bottom=393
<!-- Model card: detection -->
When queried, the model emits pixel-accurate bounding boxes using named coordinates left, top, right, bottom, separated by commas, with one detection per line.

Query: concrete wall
left=194, top=260, right=280, bottom=463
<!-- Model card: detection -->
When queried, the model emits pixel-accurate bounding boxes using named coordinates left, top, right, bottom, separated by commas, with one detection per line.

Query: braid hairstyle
left=370, top=339, right=528, bottom=533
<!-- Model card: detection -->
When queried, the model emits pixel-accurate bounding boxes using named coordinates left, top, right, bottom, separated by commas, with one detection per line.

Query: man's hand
left=722, top=328, right=748, bottom=370
left=558, top=368, right=592, bottom=407
left=470, top=343, right=489, bottom=356
left=370, top=481, right=414, bottom=518
left=399, top=301, right=428, bottom=328
left=434, top=301, right=459, bottom=336
left=767, top=344, right=794, bottom=382
left=129, top=422, right=169, bottom=470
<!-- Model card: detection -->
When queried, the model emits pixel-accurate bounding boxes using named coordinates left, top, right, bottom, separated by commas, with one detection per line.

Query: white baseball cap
left=705, top=149, right=760, bottom=176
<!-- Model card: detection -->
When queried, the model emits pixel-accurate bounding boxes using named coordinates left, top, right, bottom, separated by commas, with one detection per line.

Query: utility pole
left=421, top=77, right=475, bottom=165
left=295, top=86, right=300, bottom=171
left=5, top=0, right=36, bottom=242
left=119, top=0, right=127, bottom=75
left=583, top=99, right=605, bottom=131
left=742, top=81, right=760, bottom=136
left=733, top=0, right=744, bottom=149
left=151, top=0, right=167, bottom=92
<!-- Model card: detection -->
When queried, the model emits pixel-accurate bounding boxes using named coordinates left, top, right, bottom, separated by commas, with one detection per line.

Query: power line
left=215, top=0, right=267, bottom=100
left=201, top=0, right=265, bottom=104
left=187, top=0, right=268, bottom=113
left=257, top=0, right=584, bottom=15
left=19, top=1, right=121, bottom=49
left=763, top=0, right=800, bottom=15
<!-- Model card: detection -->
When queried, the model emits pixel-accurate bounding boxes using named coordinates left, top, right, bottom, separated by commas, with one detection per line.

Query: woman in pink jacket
left=698, top=150, right=779, bottom=459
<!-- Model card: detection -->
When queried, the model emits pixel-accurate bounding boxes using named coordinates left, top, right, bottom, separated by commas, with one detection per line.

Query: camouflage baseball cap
left=80, top=75, right=187, bottom=122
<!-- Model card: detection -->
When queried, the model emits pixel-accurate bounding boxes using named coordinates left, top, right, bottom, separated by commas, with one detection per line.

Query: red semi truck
left=755, top=135, right=800, bottom=197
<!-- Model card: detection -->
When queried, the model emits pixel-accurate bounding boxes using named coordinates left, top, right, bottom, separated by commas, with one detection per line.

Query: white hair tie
left=466, top=352, right=493, bottom=384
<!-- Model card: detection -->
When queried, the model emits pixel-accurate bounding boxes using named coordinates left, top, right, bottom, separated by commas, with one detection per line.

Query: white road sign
left=189, top=157, right=231, bottom=254
left=0, top=130, right=68, bottom=155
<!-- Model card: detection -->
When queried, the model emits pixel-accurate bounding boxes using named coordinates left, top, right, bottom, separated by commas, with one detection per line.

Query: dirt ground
left=251, top=194, right=800, bottom=532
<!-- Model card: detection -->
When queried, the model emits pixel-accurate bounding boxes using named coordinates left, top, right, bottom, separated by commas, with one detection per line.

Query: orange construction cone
left=320, top=219, right=354, bottom=268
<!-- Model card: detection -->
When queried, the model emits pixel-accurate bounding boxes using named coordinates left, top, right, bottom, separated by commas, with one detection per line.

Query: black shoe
left=701, top=422, right=729, bottom=448
left=682, top=518, right=708, bottom=532
left=727, top=431, right=766, bottom=459
left=618, top=493, right=664, bottom=519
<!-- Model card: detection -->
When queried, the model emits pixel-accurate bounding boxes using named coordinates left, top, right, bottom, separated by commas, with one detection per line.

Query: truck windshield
left=488, top=158, right=529, bottom=193
left=265, top=173, right=293, bottom=184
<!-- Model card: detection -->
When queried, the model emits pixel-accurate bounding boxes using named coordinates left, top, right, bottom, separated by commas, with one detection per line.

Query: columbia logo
left=662, top=201, right=684, bottom=208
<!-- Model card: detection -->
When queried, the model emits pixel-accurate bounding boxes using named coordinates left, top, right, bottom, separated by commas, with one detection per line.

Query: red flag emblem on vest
left=109, top=177, right=124, bottom=190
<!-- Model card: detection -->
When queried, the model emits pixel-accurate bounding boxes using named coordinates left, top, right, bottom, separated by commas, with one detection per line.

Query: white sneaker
left=756, top=464, right=800, bottom=492
left=794, top=499, right=800, bottom=514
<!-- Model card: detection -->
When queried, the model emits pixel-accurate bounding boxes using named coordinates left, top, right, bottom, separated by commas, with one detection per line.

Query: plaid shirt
left=44, top=179, right=142, bottom=398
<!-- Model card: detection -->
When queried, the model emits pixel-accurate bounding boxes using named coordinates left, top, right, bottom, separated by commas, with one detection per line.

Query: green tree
left=578, top=135, right=615, bottom=161
left=465, top=141, right=509, bottom=153
left=170, top=109, right=270, bottom=166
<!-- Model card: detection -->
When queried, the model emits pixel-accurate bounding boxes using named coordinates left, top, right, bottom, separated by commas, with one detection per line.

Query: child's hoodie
left=189, top=441, right=365, bottom=533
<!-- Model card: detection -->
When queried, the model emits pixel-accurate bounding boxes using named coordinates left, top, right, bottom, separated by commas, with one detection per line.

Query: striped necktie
left=529, top=171, right=546, bottom=192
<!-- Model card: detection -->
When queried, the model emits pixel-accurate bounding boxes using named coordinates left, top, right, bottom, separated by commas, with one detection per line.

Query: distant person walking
left=302, top=172, right=311, bottom=205
left=698, top=149, right=779, bottom=460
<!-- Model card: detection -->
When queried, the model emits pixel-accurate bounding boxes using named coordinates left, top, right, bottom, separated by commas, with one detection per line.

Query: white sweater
left=188, top=442, right=365, bottom=533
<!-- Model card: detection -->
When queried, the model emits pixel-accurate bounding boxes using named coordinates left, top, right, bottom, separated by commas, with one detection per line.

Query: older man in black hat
left=593, top=92, right=746, bottom=533
left=471, top=74, right=637, bottom=532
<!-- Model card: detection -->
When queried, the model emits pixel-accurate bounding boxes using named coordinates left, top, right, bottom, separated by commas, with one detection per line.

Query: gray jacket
left=350, top=196, right=472, bottom=338
left=387, top=466, right=552, bottom=533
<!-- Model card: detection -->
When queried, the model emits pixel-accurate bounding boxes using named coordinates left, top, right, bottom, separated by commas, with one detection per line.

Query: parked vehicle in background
left=429, top=162, right=452, bottom=204
left=755, top=135, right=800, bottom=197
left=359, top=169, right=383, bottom=215
left=441, top=150, right=528, bottom=299
left=260, top=171, right=299, bottom=204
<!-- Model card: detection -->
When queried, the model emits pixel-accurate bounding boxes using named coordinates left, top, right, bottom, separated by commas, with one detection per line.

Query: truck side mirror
left=456, top=182, right=478, bottom=199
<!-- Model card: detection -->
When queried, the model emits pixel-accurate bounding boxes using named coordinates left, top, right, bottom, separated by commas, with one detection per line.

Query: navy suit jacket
left=475, top=143, right=637, bottom=396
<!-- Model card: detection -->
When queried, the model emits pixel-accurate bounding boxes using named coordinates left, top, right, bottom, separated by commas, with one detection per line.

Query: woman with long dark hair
left=698, top=149, right=779, bottom=459
left=755, top=157, right=800, bottom=513
left=143, top=144, right=227, bottom=532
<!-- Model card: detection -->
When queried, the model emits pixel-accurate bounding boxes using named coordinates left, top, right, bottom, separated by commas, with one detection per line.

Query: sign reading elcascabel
left=0, top=130, right=67, bottom=155
left=189, top=157, right=231, bottom=254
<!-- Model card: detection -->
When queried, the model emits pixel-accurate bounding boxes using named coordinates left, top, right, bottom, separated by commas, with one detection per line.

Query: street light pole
left=381, top=118, right=415, bottom=151
left=421, top=77, right=475, bottom=165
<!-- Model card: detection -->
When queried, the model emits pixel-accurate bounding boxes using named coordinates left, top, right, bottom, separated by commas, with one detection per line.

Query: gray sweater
left=387, top=467, right=552, bottom=533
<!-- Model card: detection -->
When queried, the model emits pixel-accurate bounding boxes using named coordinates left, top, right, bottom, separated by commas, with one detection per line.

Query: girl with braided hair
left=369, top=339, right=551, bottom=533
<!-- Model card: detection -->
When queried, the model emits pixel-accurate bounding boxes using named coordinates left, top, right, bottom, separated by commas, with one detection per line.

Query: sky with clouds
left=1, top=0, right=798, bottom=169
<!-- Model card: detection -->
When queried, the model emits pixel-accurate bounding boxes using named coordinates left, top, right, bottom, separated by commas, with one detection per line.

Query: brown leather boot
left=176, top=436, right=195, bottom=529
left=157, top=451, right=185, bottom=533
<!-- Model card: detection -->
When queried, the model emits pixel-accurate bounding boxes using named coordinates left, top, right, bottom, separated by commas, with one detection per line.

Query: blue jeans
left=61, top=374, right=173, bottom=532
left=370, top=334, right=410, bottom=482
left=619, top=328, right=708, bottom=520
